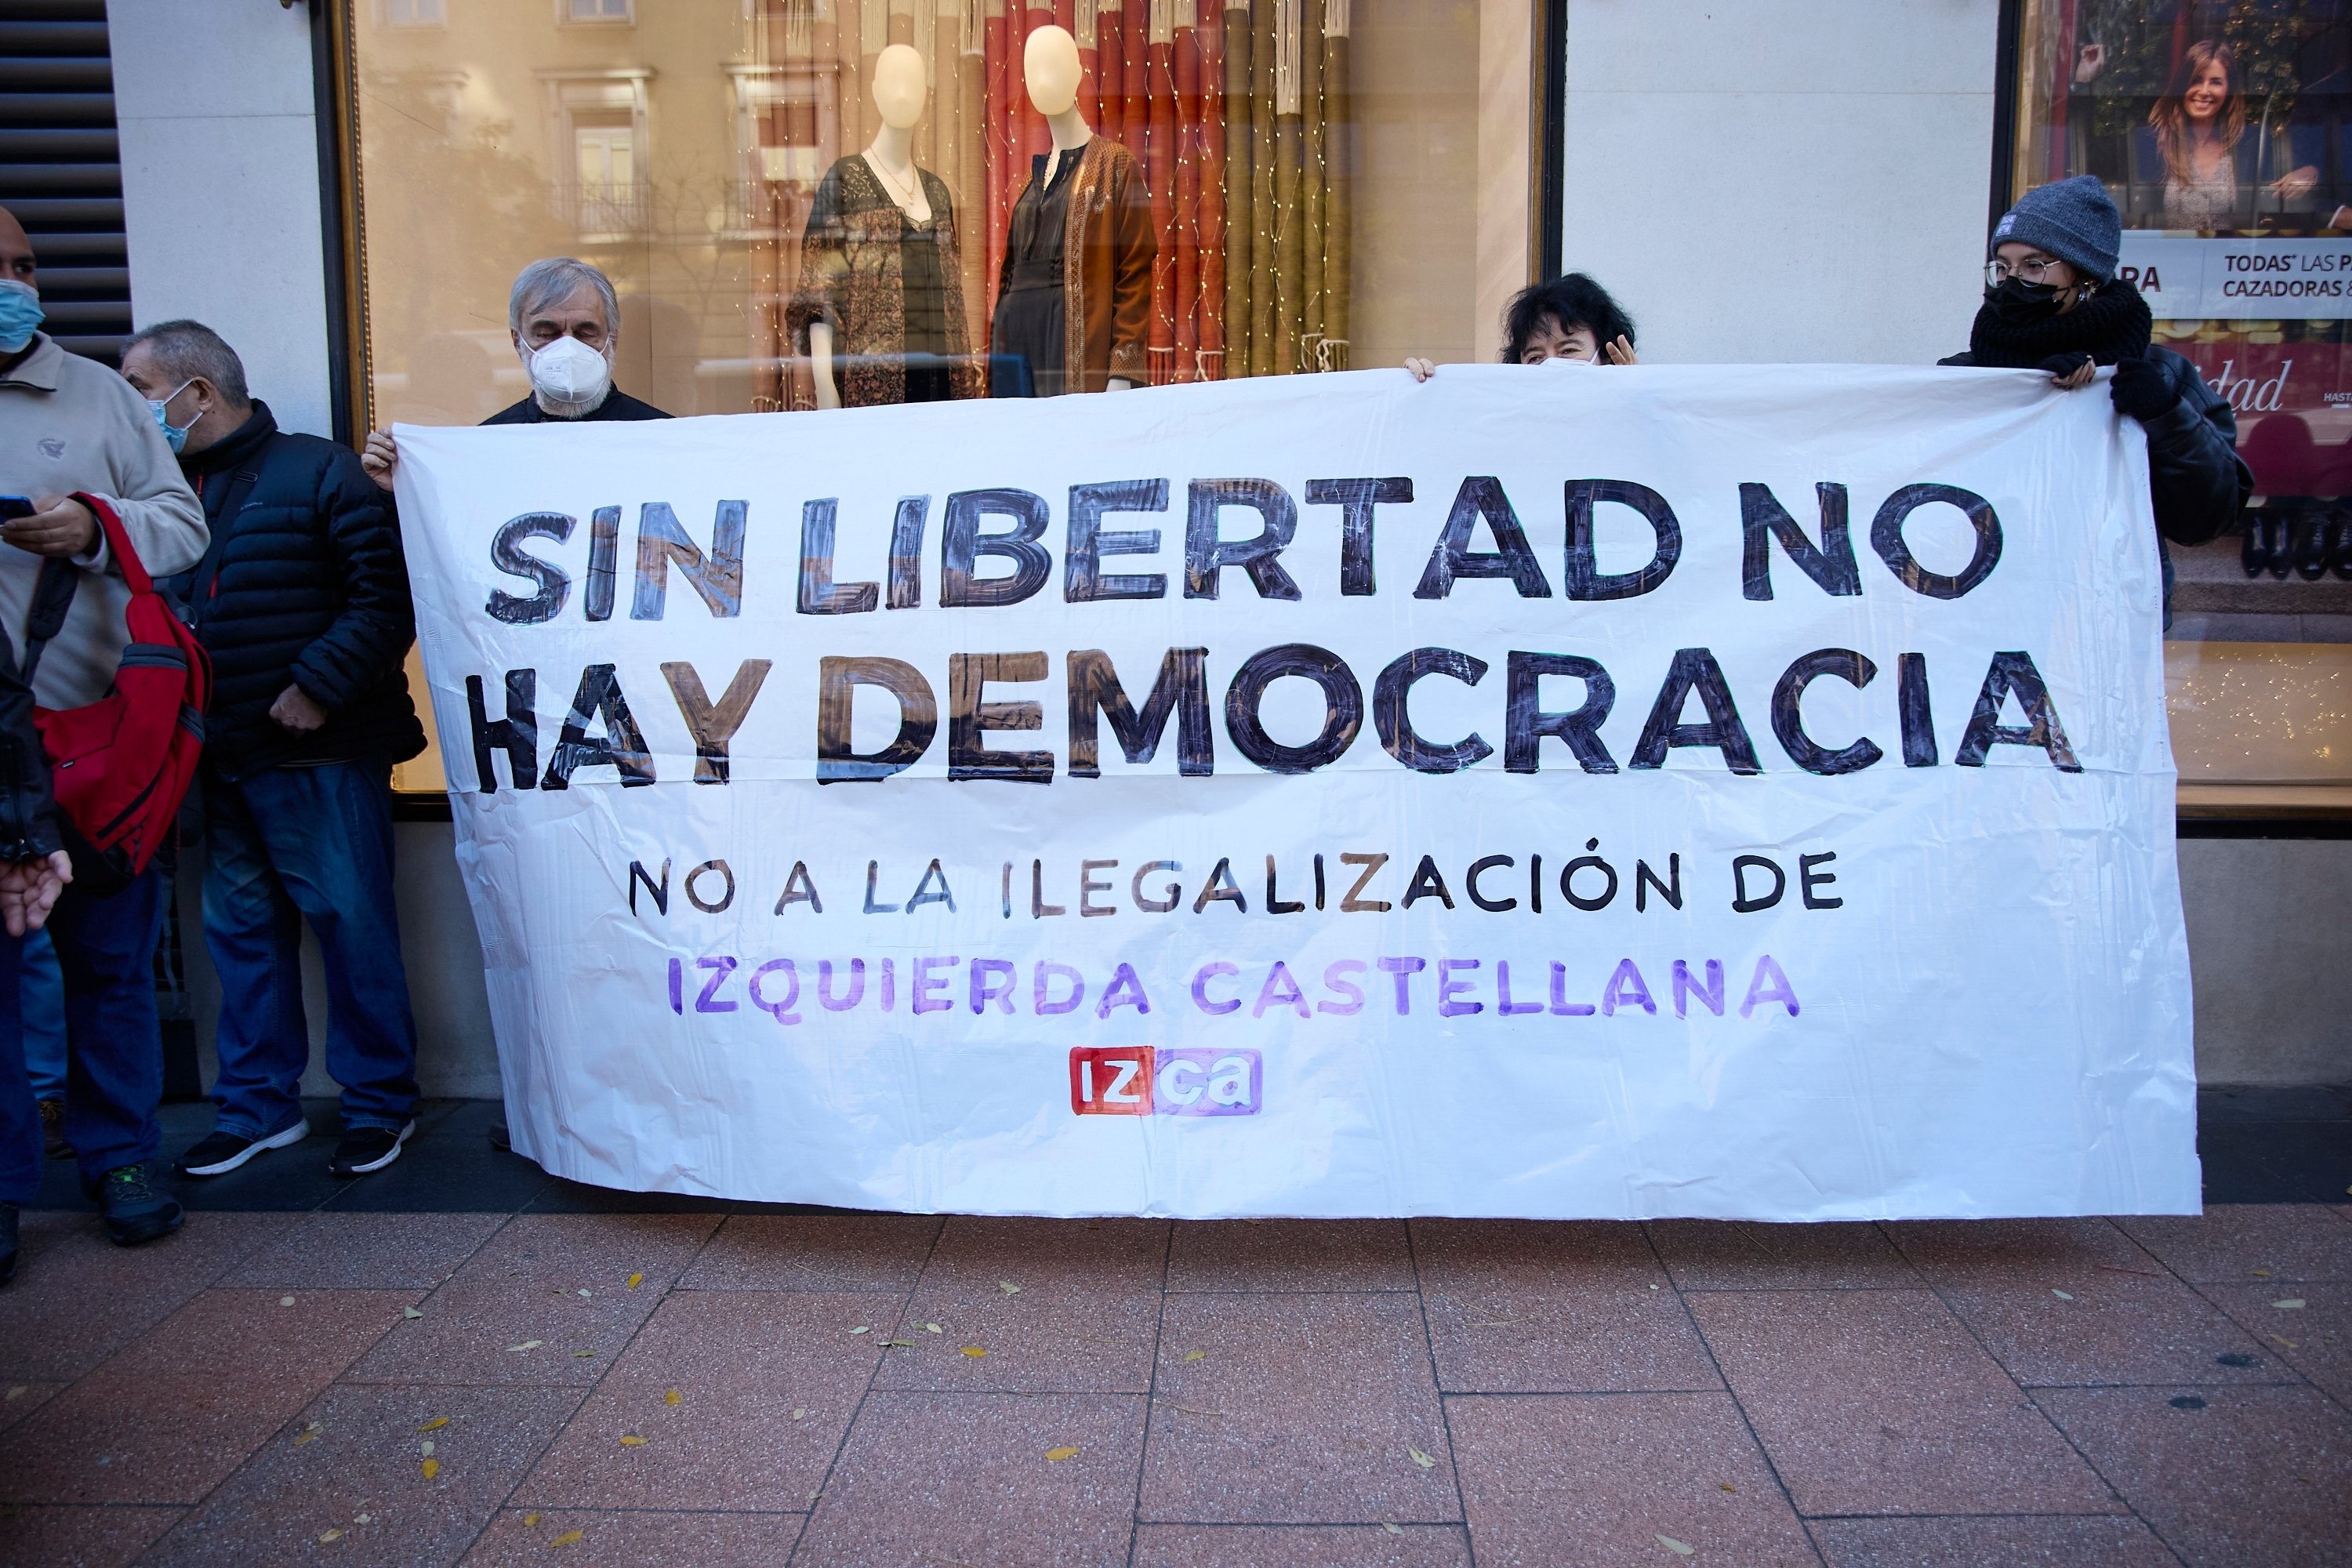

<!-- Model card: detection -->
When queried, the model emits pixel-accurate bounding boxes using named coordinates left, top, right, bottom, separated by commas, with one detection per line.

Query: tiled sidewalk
left=2, top=1200, right=2348, bottom=1566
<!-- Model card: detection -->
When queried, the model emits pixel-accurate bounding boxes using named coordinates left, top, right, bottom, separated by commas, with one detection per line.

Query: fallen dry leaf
left=2275, top=1299, right=2308, bottom=1309
left=664, top=1388, right=682, bottom=1406
left=577, top=1289, right=591, bottom=1298
left=4, top=1387, right=23, bottom=1401
left=961, top=1346, right=987, bottom=1358
left=1408, top=1446, right=1436, bottom=1469
left=523, top=1512, right=541, bottom=1527
left=924, top=1323, right=943, bottom=1334
left=1381, top=1523, right=1403, bottom=1535
left=421, top=1440, right=435, bottom=1457
left=551, top=1528, right=584, bottom=1548
left=403, top=1307, right=424, bottom=1320
left=1657, top=1534, right=1695, bottom=1556
left=573, top=1351, right=597, bottom=1359
left=293, top=1421, right=323, bottom=1446
left=2272, top=1333, right=2301, bottom=1348
left=619, top=1435, right=648, bottom=1446
left=421, top=1457, right=439, bottom=1480
left=1719, top=1483, right=1736, bottom=1493
left=791, top=1408, right=808, bottom=1421
left=354, top=1514, right=371, bottom=1525
left=509, top=1341, right=543, bottom=1352
left=1045, top=1446, right=1080, bottom=1461
left=320, top=1528, right=343, bottom=1542
left=279, top=1295, right=296, bottom=1308
left=2051, top=1289, right=2074, bottom=1301
left=997, top=1279, right=1022, bottom=1295
left=848, top=1326, right=870, bottom=1335
left=2254, top=1269, right=2273, bottom=1278
left=417, top=1417, right=449, bottom=1433
left=626, top=1272, right=644, bottom=1290
left=1184, top=1350, right=1206, bottom=1362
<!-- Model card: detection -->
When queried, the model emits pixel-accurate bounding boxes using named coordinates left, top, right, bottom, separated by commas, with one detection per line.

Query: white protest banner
left=394, top=365, right=2198, bottom=1220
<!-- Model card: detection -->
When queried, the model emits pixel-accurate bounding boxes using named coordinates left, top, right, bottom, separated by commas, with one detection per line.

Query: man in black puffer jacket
left=119, top=321, right=429, bottom=1182
left=1940, top=176, right=2252, bottom=621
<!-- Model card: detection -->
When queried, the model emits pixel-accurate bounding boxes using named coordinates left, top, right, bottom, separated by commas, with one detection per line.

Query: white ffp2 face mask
left=525, top=334, right=612, bottom=408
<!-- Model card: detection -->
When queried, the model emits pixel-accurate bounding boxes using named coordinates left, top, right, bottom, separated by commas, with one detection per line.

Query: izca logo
left=1069, top=1047, right=1262, bottom=1117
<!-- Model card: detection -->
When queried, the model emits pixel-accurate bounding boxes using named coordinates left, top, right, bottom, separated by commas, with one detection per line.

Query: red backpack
left=18, top=492, right=209, bottom=887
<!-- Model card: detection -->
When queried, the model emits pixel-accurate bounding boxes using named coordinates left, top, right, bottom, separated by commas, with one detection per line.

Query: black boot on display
left=96, top=1165, right=184, bottom=1247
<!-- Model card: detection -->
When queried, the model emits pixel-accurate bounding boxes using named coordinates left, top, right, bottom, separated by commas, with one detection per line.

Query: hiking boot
left=38, top=1098, right=67, bottom=1160
left=175, top=1119, right=309, bottom=1178
left=328, top=1121, right=414, bottom=1178
left=1, top=1202, right=18, bottom=1285
left=96, top=1164, right=184, bottom=1247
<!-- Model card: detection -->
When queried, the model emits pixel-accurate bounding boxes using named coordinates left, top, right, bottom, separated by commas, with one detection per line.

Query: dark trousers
left=0, top=931, right=31, bottom=1204
left=202, top=762, right=418, bottom=1138
left=43, top=866, right=168, bottom=1189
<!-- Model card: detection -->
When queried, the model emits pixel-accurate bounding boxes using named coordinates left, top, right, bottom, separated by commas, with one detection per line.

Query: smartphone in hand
left=0, top=497, right=34, bottom=523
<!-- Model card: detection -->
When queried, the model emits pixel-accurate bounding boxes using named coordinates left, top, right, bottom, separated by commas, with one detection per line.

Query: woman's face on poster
left=2185, top=58, right=2230, bottom=125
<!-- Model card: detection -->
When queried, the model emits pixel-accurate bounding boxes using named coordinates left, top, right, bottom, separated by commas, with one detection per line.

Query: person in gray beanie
left=1940, top=176, right=2250, bottom=615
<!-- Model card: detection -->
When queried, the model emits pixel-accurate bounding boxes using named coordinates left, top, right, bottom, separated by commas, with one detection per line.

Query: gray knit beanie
left=1991, top=175, right=2121, bottom=282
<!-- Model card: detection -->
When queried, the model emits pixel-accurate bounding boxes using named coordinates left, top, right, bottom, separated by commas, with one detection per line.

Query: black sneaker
left=328, top=1121, right=414, bottom=1178
left=97, top=1164, right=184, bottom=1247
left=39, top=1098, right=67, bottom=1160
left=175, top=1118, right=309, bottom=1178
left=1, top=1202, right=18, bottom=1285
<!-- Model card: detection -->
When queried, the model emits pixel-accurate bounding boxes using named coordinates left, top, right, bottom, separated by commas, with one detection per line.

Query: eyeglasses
left=1986, top=256, right=2068, bottom=288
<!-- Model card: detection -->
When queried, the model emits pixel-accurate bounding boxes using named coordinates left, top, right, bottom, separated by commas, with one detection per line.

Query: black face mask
left=1985, top=274, right=2067, bottom=321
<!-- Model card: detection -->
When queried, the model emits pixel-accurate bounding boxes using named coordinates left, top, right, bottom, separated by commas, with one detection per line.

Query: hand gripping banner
left=394, top=364, right=2198, bottom=1218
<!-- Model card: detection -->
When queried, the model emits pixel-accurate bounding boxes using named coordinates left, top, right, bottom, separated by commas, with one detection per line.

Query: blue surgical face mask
left=149, top=379, right=196, bottom=454
left=0, top=278, right=42, bottom=354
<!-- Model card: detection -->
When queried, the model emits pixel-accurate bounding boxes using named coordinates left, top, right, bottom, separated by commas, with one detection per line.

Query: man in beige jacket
left=0, top=204, right=206, bottom=1249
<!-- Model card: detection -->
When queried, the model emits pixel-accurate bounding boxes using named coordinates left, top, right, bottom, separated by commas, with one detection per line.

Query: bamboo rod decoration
left=1198, top=2, right=1225, bottom=379
left=1271, top=0, right=1299, bottom=376
left=1250, top=0, right=1274, bottom=376
left=1146, top=0, right=1176, bottom=381
left=1173, top=1, right=1200, bottom=381
left=1222, top=0, right=1250, bottom=378
left=1097, top=0, right=1125, bottom=143
left=959, top=0, right=986, bottom=347
left=1298, top=0, right=1323, bottom=368
left=1320, top=0, right=1346, bottom=368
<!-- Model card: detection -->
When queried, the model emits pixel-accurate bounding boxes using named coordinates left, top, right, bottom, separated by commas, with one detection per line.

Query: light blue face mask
left=0, top=279, right=42, bottom=354
left=149, top=379, right=197, bottom=455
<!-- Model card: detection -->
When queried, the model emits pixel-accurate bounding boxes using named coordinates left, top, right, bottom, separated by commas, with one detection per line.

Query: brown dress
left=787, top=155, right=982, bottom=407
left=992, top=136, right=1156, bottom=395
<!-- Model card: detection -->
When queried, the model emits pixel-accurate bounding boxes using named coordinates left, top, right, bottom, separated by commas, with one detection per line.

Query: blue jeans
left=203, top=762, right=418, bottom=1138
left=20, top=927, right=65, bottom=1102
left=0, top=931, right=31, bottom=1203
left=47, top=865, right=169, bottom=1187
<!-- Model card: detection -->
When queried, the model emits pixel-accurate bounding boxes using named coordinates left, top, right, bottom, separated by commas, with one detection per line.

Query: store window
left=2011, top=1, right=2352, bottom=813
left=347, top=0, right=1551, bottom=793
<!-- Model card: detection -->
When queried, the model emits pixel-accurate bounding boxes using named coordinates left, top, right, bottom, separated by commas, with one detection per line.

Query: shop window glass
left=350, top=0, right=1546, bottom=793
left=2013, top=0, right=2352, bottom=812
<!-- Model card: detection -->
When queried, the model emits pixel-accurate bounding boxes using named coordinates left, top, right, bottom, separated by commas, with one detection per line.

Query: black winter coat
left=169, top=404, right=426, bottom=779
left=0, top=642, right=60, bottom=863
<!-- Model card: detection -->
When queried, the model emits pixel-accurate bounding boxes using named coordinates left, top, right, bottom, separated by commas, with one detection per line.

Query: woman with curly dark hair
left=1405, top=272, right=1636, bottom=380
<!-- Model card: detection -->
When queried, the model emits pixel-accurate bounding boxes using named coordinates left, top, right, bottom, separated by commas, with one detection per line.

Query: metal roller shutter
left=0, top=0, right=129, bottom=365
